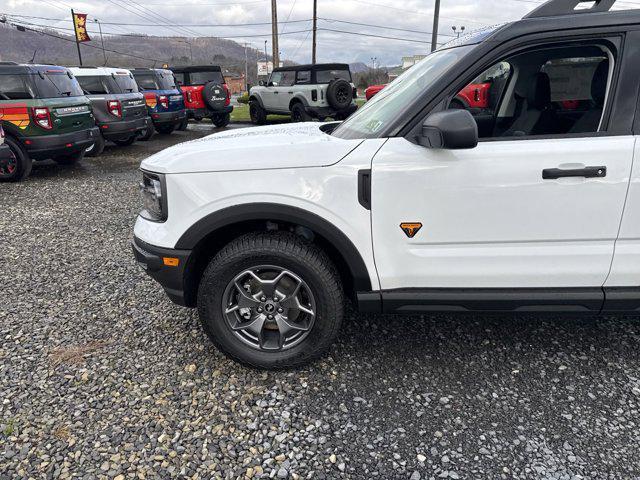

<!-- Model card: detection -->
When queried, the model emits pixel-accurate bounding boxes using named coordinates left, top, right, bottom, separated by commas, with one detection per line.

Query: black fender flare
left=289, top=95, right=310, bottom=111
left=176, top=202, right=373, bottom=292
left=249, top=95, right=265, bottom=110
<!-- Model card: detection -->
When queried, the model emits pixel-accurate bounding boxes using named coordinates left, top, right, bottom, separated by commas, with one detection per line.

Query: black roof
left=272, top=63, right=350, bottom=73
left=169, top=65, right=222, bottom=73
left=130, top=68, right=172, bottom=75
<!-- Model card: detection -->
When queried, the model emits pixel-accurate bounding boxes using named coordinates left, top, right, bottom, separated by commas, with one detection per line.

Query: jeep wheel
left=326, top=79, right=353, bottom=111
left=155, top=124, right=176, bottom=135
left=112, top=135, right=137, bottom=147
left=198, top=232, right=344, bottom=369
left=177, top=117, right=189, bottom=131
left=212, top=113, right=231, bottom=128
left=249, top=101, right=266, bottom=125
left=1, top=137, right=32, bottom=182
left=54, top=150, right=85, bottom=166
left=291, top=103, right=311, bottom=123
left=85, top=133, right=105, bottom=157
left=138, top=125, right=154, bottom=141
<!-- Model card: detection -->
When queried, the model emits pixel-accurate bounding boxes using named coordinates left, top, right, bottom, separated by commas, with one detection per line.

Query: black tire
left=85, top=133, right=105, bottom=157
left=155, top=124, right=176, bottom=135
left=326, top=79, right=353, bottom=111
left=202, top=82, right=227, bottom=111
left=1, top=136, right=32, bottom=182
left=138, top=125, right=154, bottom=141
left=177, top=117, right=189, bottom=131
left=198, top=232, right=344, bottom=369
left=54, top=149, right=85, bottom=166
left=212, top=113, right=230, bottom=128
left=291, top=103, right=311, bottom=123
left=112, top=135, right=137, bottom=147
left=249, top=100, right=266, bottom=125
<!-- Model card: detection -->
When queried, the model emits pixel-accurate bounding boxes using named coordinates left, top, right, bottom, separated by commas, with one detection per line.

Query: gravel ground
left=3, top=125, right=640, bottom=479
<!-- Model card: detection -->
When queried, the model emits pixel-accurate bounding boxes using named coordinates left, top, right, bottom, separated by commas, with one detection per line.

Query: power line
left=318, top=28, right=434, bottom=44
left=320, top=17, right=457, bottom=37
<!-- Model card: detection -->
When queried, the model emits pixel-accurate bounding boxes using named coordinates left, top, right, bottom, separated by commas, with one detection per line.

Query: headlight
left=139, top=171, right=167, bottom=222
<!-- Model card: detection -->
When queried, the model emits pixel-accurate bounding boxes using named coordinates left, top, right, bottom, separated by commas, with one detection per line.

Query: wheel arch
left=249, top=95, right=265, bottom=109
left=177, top=203, right=372, bottom=308
left=289, top=95, right=309, bottom=111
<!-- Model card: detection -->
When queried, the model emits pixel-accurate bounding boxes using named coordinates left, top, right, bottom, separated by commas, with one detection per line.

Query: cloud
left=3, top=0, right=536, bottom=65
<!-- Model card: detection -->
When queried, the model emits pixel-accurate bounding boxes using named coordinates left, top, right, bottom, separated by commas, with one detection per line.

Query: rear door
left=34, top=70, right=94, bottom=134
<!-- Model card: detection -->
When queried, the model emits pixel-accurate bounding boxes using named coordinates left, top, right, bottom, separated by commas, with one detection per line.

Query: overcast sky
left=2, top=0, right=545, bottom=65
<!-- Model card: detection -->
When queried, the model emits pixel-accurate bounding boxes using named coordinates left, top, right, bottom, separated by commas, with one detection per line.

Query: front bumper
left=99, top=117, right=147, bottom=141
left=23, top=127, right=100, bottom=160
left=186, top=105, right=234, bottom=120
left=132, top=236, right=192, bottom=307
left=306, top=103, right=358, bottom=119
left=150, top=110, right=187, bottom=126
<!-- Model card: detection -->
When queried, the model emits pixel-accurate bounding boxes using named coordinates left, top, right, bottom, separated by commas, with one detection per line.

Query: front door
left=371, top=135, right=634, bottom=290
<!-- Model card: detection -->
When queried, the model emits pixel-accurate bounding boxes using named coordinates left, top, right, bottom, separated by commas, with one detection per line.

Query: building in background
left=224, top=71, right=246, bottom=94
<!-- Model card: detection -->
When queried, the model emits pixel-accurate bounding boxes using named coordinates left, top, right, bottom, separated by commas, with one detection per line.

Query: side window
left=174, top=72, right=185, bottom=86
left=269, top=72, right=283, bottom=86
left=280, top=71, right=296, bottom=87
left=449, top=43, right=614, bottom=139
left=0, top=75, right=35, bottom=100
left=296, top=70, right=311, bottom=84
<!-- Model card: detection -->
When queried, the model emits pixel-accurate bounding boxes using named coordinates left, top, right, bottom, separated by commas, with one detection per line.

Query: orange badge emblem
left=400, top=223, right=423, bottom=238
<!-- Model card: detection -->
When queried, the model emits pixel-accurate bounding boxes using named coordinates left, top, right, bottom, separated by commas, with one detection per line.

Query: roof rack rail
left=525, top=0, right=616, bottom=18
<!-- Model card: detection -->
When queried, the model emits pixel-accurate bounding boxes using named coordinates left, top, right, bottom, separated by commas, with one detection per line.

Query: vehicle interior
left=450, top=43, right=613, bottom=139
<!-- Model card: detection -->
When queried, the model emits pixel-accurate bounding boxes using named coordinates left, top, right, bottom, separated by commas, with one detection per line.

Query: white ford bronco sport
left=248, top=63, right=358, bottom=124
left=134, top=0, right=640, bottom=368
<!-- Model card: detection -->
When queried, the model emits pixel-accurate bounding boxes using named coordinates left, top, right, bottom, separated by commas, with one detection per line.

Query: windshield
left=36, top=72, right=84, bottom=98
left=332, top=45, right=474, bottom=139
left=76, top=75, right=113, bottom=94
left=189, top=71, right=224, bottom=85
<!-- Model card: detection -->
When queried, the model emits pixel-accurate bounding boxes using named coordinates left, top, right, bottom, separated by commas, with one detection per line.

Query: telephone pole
left=94, top=18, right=106, bottom=66
left=431, top=0, right=440, bottom=52
left=271, top=0, right=279, bottom=68
left=312, top=0, right=317, bottom=64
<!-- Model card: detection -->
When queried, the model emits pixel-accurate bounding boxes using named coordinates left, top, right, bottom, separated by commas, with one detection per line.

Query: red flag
left=73, top=12, right=90, bottom=42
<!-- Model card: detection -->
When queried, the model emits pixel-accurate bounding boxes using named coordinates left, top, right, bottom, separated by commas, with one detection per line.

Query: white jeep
left=248, top=63, right=358, bottom=124
left=133, top=0, right=640, bottom=368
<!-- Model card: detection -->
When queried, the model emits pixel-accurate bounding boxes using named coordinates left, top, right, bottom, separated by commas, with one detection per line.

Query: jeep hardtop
left=171, top=65, right=233, bottom=129
left=134, top=0, right=640, bottom=368
left=69, top=66, right=148, bottom=156
left=249, top=63, right=357, bottom=124
left=0, top=63, right=98, bottom=181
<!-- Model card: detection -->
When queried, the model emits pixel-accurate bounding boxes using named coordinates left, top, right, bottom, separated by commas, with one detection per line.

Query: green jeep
left=0, top=63, right=99, bottom=182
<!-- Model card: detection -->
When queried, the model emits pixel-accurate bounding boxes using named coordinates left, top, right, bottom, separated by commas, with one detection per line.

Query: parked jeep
left=249, top=63, right=357, bottom=124
left=134, top=0, right=640, bottom=368
left=131, top=68, right=186, bottom=139
left=69, top=67, right=148, bottom=156
left=172, top=65, right=233, bottom=129
left=0, top=63, right=98, bottom=181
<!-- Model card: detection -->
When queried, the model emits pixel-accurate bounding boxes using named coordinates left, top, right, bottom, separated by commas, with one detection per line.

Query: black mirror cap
left=419, top=109, right=478, bottom=149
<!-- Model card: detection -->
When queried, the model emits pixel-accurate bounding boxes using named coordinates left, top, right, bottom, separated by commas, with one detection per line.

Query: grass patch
left=50, top=340, right=110, bottom=368
left=3, top=419, right=15, bottom=436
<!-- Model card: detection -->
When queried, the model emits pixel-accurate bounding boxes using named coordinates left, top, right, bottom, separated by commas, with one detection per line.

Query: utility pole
left=264, top=40, right=268, bottom=75
left=271, top=0, right=279, bottom=68
left=431, top=0, right=440, bottom=52
left=312, top=0, right=318, bottom=64
left=244, top=42, right=249, bottom=92
left=71, top=9, right=83, bottom=66
left=94, top=19, right=107, bottom=66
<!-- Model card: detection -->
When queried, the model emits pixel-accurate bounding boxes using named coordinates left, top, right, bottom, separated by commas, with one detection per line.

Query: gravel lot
left=3, top=125, right=640, bottom=479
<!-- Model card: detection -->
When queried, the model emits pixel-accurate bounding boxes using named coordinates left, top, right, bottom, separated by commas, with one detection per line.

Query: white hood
left=141, top=123, right=363, bottom=174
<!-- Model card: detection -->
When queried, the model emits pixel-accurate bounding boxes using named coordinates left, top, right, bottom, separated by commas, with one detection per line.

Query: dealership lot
left=2, top=126, right=640, bottom=479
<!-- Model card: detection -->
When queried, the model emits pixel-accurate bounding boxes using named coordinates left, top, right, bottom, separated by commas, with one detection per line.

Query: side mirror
left=418, top=109, right=478, bottom=149
left=268, top=82, right=275, bottom=87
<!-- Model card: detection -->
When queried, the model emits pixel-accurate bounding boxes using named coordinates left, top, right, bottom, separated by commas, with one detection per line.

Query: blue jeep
left=131, top=68, right=186, bottom=138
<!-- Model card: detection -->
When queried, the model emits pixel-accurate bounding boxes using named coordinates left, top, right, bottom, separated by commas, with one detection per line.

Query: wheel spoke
left=234, top=280, right=260, bottom=308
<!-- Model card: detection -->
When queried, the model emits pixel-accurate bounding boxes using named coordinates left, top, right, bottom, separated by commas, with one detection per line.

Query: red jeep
left=171, top=66, right=233, bottom=128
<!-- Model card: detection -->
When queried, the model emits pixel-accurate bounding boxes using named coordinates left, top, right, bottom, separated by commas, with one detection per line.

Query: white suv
left=248, top=63, right=357, bottom=124
left=133, top=0, right=640, bottom=368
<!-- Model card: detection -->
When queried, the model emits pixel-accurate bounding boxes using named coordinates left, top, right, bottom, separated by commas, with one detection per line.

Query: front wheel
left=249, top=100, right=266, bottom=125
left=85, top=133, right=105, bottom=157
left=198, top=232, right=344, bottom=369
left=112, top=135, right=137, bottom=147
left=212, top=113, right=230, bottom=128
left=54, top=149, right=85, bottom=165
left=155, top=124, right=176, bottom=135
